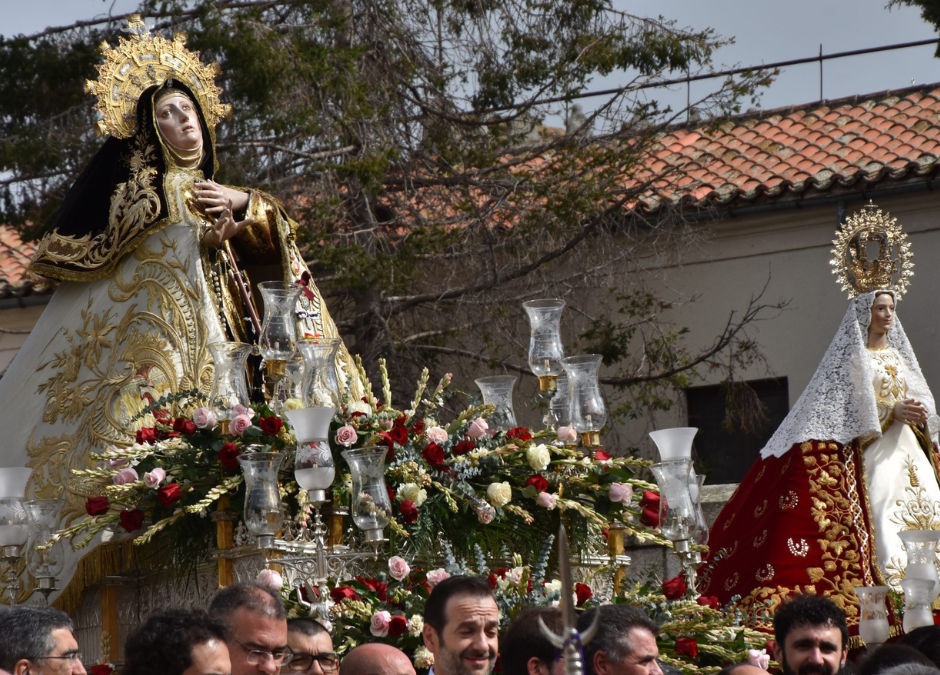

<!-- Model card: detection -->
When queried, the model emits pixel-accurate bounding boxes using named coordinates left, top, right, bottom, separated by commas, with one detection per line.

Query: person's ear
left=525, top=657, right=547, bottom=675
left=772, top=641, right=784, bottom=666
left=593, top=651, right=609, bottom=675
left=13, top=659, right=32, bottom=675
left=422, top=623, right=439, bottom=652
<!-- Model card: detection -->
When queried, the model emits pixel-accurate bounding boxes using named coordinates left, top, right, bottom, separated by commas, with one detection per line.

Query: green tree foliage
left=889, top=0, right=940, bottom=56
left=1, top=0, right=781, bottom=428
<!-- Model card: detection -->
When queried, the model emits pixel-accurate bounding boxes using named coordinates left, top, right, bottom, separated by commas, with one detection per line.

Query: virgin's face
left=869, top=293, right=895, bottom=336
left=156, top=94, right=202, bottom=149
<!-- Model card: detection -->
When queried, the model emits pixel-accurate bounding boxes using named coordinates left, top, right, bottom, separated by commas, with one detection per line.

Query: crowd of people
left=0, top=579, right=939, bottom=675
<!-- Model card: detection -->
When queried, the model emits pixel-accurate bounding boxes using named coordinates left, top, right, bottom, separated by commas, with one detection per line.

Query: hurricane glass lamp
left=561, top=354, right=607, bottom=447
left=258, top=281, right=302, bottom=410
left=341, top=447, right=392, bottom=544
left=238, top=451, right=285, bottom=550
left=901, top=578, right=935, bottom=634
left=0, top=468, right=32, bottom=561
left=522, top=299, right=566, bottom=392
left=899, top=530, right=940, bottom=602
left=549, top=376, right=571, bottom=431
left=208, top=342, right=252, bottom=434
left=474, top=375, right=518, bottom=432
left=285, top=407, right=337, bottom=505
left=688, top=471, right=708, bottom=546
left=298, top=338, right=342, bottom=407
left=24, top=499, right=65, bottom=601
left=853, top=585, right=890, bottom=646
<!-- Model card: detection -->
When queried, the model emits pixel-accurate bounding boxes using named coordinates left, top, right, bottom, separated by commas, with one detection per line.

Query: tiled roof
left=633, top=83, right=940, bottom=213
left=0, top=225, right=50, bottom=300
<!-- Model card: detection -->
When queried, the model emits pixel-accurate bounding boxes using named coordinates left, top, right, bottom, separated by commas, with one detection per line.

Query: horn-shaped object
left=538, top=525, right=599, bottom=675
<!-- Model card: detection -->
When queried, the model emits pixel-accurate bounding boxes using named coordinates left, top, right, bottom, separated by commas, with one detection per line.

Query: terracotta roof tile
left=0, top=225, right=52, bottom=299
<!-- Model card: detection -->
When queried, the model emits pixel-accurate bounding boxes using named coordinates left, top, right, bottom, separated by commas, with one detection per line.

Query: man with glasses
left=210, top=582, right=292, bottom=675
left=284, top=619, right=338, bottom=675
left=0, top=606, right=86, bottom=675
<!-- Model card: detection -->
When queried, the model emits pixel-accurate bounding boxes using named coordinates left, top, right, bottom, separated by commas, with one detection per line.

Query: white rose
left=487, top=481, right=512, bottom=507
left=399, top=483, right=428, bottom=507
left=408, top=614, right=424, bottom=637
left=414, top=647, right=435, bottom=669
left=545, top=579, right=562, bottom=592
left=347, top=400, right=372, bottom=416
left=506, top=566, right=524, bottom=585
left=526, top=444, right=551, bottom=471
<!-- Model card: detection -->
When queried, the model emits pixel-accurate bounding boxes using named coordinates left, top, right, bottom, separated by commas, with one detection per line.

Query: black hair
left=500, top=607, right=563, bottom=675
left=900, top=625, right=940, bottom=669
left=857, top=645, right=935, bottom=675
left=773, top=595, right=848, bottom=652
left=423, top=575, right=495, bottom=636
left=578, top=604, right=659, bottom=675
left=0, top=606, right=74, bottom=672
left=288, top=617, right=330, bottom=638
left=122, top=609, right=228, bottom=675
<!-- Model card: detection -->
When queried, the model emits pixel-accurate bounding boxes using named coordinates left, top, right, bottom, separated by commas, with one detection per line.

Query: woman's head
left=155, top=89, right=203, bottom=151
left=868, top=291, right=896, bottom=340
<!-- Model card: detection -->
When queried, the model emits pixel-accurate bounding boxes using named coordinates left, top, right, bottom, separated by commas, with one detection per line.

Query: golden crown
left=84, top=15, right=230, bottom=139
left=830, top=202, right=913, bottom=299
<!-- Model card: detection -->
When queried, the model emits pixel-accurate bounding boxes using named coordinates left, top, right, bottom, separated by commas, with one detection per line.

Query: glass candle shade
left=341, top=447, right=392, bottom=543
left=297, top=338, right=342, bottom=407
left=474, top=375, right=518, bottom=432
left=853, top=585, right=890, bottom=646
left=899, top=530, right=940, bottom=601
left=285, top=407, right=338, bottom=504
left=284, top=350, right=306, bottom=402
left=24, top=499, right=65, bottom=580
left=522, top=299, right=566, bottom=391
left=208, top=342, right=252, bottom=429
left=549, top=376, right=571, bottom=429
left=649, top=427, right=698, bottom=461
left=561, top=354, right=607, bottom=446
left=0, top=468, right=32, bottom=549
left=688, top=472, right=708, bottom=546
left=238, top=452, right=285, bottom=548
left=649, top=460, right=697, bottom=542
left=258, top=281, right=301, bottom=408
left=901, top=578, right=936, bottom=634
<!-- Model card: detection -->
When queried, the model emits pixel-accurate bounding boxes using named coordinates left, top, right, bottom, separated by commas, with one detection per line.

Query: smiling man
left=210, top=582, right=292, bottom=675
left=579, top=605, right=663, bottom=675
left=772, top=596, right=848, bottom=675
left=422, top=576, right=499, bottom=675
left=0, top=606, right=86, bottom=675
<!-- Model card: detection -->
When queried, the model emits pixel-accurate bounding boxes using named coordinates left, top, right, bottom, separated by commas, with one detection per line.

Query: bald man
left=338, top=644, right=416, bottom=675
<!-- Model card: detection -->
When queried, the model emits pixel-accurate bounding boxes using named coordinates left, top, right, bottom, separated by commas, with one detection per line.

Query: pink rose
left=468, top=418, right=488, bottom=439
left=557, top=426, right=577, bottom=442
left=193, top=407, right=217, bottom=430
left=748, top=650, right=770, bottom=670
left=426, top=426, right=448, bottom=444
left=335, top=425, right=358, bottom=447
left=476, top=501, right=496, bottom=524
left=107, top=453, right=128, bottom=468
left=144, top=467, right=166, bottom=489
left=233, top=404, right=255, bottom=418
left=426, top=568, right=451, bottom=588
left=230, top=414, right=252, bottom=436
left=379, top=418, right=394, bottom=430
left=370, top=610, right=392, bottom=637
left=113, top=467, right=139, bottom=486
left=537, top=492, right=557, bottom=510
left=257, top=569, right=283, bottom=592
left=388, top=556, right=411, bottom=581
left=609, top=483, right=633, bottom=504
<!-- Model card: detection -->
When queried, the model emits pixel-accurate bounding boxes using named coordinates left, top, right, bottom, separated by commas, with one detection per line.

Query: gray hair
left=0, top=606, right=74, bottom=672
left=881, top=666, right=940, bottom=675
left=577, top=604, right=658, bottom=675
left=209, top=581, right=287, bottom=628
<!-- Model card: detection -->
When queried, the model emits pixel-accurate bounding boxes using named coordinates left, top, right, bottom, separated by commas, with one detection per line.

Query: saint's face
left=156, top=94, right=203, bottom=150
left=869, top=293, right=895, bottom=337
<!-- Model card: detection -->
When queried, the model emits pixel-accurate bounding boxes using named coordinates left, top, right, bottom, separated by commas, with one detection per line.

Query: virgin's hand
left=204, top=206, right=257, bottom=248
left=894, top=398, right=928, bottom=426
left=194, top=180, right=249, bottom=215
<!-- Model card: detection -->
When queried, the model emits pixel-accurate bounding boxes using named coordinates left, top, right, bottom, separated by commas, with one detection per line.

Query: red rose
left=119, top=509, right=144, bottom=533
left=153, top=409, right=171, bottom=424
left=525, top=475, right=549, bottom=493
left=488, top=573, right=498, bottom=589
left=399, top=499, right=418, bottom=523
left=663, top=574, right=688, bottom=600
left=330, top=585, right=359, bottom=603
left=136, top=427, right=157, bottom=445
left=355, top=576, right=388, bottom=601
left=394, top=415, right=408, bottom=428
left=157, top=483, right=182, bottom=508
left=640, top=506, right=660, bottom=527
left=85, top=496, right=110, bottom=516
left=388, top=614, right=408, bottom=637
left=675, top=637, right=698, bottom=658
left=219, top=443, right=240, bottom=469
left=639, top=490, right=661, bottom=509
left=259, top=416, right=283, bottom=436
left=389, top=426, right=408, bottom=446
left=387, top=485, right=396, bottom=503
left=507, top=427, right=532, bottom=442
left=422, top=443, right=445, bottom=466
left=409, top=419, right=425, bottom=435
left=172, top=418, right=197, bottom=435
left=90, top=665, right=113, bottom=675
left=696, top=595, right=720, bottom=610
left=453, top=440, right=475, bottom=456
left=575, top=582, right=593, bottom=606
left=594, top=449, right=611, bottom=461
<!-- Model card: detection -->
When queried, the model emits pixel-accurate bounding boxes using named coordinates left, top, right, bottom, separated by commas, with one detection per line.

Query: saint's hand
left=894, top=398, right=928, bottom=426
left=194, top=180, right=249, bottom=215
left=203, top=205, right=257, bottom=248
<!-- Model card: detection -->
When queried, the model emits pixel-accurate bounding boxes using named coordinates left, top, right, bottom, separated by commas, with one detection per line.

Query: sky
left=4, top=0, right=940, bottom=118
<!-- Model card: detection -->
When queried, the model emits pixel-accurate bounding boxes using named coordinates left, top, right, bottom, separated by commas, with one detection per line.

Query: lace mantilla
left=760, top=291, right=938, bottom=459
